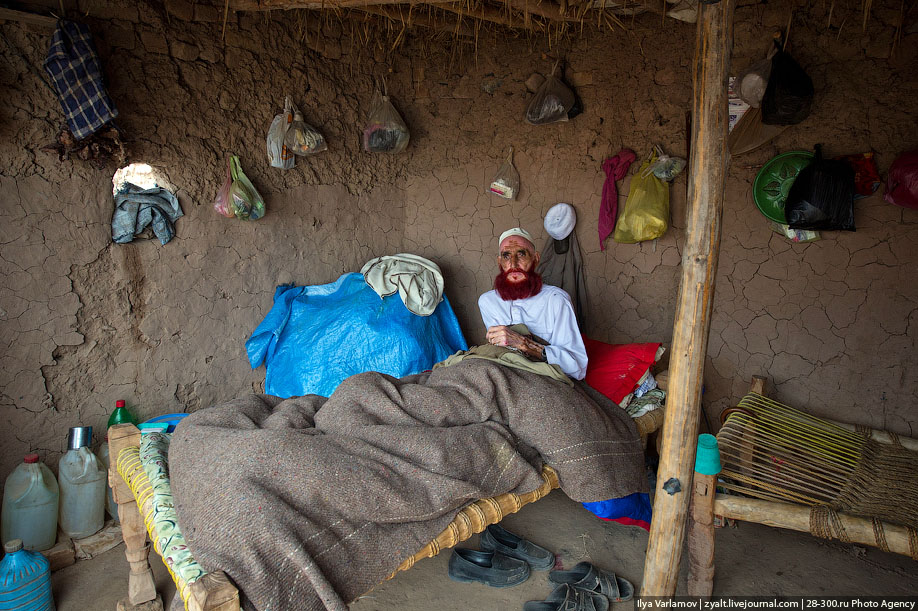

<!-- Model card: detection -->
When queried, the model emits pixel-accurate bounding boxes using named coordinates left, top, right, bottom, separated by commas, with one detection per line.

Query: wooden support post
left=687, top=472, right=716, bottom=596
left=109, top=424, right=163, bottom=611
left=641, top=0, right=735, bottom=596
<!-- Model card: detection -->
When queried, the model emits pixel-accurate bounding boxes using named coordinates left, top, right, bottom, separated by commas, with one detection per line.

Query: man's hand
left=486, top=325, right=546, bottom=361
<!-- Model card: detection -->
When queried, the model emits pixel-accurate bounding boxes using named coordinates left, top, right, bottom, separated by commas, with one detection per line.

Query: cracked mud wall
left=1, top=0, right=916, bottom=481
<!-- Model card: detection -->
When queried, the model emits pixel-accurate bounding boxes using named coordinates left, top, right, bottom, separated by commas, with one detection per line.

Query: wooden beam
left=506, top=0, right=582, bottom=22
left=232, top=0, right=433, bottom=9
left=435, top=1, right=541, bottom=29
left=228, top=0, right=669, bottom=28
left=233, top=0, right=548, bottom=29
left=641, top=0, right=735, bottom=597
left=714, top=494, right=918, bottom=558
left=0, top=7, right=58, bottom=28
left=353, top=5, right=475, bottom=35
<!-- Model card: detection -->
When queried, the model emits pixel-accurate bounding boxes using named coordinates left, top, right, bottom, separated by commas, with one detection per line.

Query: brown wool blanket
left=169, top=359, right=647, bottom=611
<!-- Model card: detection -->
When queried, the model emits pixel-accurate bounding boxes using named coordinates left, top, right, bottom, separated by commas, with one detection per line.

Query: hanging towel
left=44, top=20, right=118, bottom=140
left=598, top=149, right=636, bottom=250
left=112, top=183, right=183, bottom=245
left=360, top=253, right=444, bottom=316
left=537, top=231, right=588, bottom=331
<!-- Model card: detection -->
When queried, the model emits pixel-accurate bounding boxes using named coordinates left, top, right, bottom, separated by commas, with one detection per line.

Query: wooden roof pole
left=640, top=0, right=734, bottom=597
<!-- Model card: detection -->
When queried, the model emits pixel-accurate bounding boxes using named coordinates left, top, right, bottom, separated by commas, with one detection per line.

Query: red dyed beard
left=494, top=268, right=543, bottom=301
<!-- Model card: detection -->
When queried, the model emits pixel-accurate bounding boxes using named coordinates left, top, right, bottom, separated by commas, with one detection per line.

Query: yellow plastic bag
left=613, top=152, right=670, bottom=244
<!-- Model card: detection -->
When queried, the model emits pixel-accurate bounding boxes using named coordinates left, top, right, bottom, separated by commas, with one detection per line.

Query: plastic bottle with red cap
left=107, top=399, right=138, bottom=428
left=1, top=453, right=59, bottom=551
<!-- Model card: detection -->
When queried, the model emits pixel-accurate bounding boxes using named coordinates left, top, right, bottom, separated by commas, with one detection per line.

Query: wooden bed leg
left=687, top=434, right=721, bottom=597
left=187, top=571, right=241, bottom=611
left=687, top=470, right=716, bottom=596
left=109, top=424, right=164, bottom=611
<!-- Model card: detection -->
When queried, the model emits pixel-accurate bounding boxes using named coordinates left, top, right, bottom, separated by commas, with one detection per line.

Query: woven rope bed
left=108, top=406, right=665, bottom=611
left=710, top=379, right=918, bottom=563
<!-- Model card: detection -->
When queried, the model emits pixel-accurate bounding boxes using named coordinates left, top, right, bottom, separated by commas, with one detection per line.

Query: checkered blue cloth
left=44, top=20, right=118, bottom=140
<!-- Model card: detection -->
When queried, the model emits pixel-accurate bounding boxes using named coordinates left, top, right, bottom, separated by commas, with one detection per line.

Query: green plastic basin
left=753, top=150, right=814, bottom=224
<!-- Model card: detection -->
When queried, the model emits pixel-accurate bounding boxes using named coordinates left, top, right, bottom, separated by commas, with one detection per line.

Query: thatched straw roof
left=228, top=0, right=683, bottom=33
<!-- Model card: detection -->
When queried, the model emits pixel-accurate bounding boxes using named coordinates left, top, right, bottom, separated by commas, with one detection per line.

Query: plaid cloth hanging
left=44, top=20, right=118, bottom=141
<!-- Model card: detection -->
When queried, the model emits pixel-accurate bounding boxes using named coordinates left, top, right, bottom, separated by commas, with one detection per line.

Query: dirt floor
left=50, top=491, right=918, bottom=610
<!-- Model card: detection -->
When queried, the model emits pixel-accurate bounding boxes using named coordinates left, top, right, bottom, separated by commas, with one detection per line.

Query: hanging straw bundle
left=718, top=393, right=918, bottom=532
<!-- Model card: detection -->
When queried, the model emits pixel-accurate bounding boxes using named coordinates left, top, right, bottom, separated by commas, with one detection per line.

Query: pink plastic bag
left=884, top=149, right=918, bottom=210
left=213, top=158, right=233, bottom=218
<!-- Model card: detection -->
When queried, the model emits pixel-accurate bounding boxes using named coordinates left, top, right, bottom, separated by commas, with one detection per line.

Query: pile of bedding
left=245, top=272, right=467, bottom=398
left=169, top=358, right=647, bottom=611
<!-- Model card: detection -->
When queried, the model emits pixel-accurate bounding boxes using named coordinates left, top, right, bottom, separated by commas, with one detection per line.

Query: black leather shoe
left=480, top=524, right=556, bottom=570
left=447, top=548, right=531, bottom=587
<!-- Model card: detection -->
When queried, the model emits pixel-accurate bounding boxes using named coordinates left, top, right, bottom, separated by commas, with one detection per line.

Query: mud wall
left=1, top=0, right=916, bottom=481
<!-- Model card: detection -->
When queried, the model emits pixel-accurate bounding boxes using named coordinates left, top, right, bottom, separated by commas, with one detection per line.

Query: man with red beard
left=478, top=227, right=588, bottom=379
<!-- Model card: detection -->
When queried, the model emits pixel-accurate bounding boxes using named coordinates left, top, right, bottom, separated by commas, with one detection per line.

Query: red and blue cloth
left=582, top=493, right=653, bottom=531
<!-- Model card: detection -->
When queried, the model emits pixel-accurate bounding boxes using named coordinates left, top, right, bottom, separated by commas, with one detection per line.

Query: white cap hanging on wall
left=544, top=203, right=576, bottom=240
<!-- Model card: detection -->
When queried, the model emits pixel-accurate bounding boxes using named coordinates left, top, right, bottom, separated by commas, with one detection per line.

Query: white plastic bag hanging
left=489, top=147, right=520, bottom=199
left=644, top=145, right=686, bottom=182
left=362, top=81, right=410, bottom=154
left=284, top=101, right=327, bottom=156
left=267, top=95, right=295, bottom=170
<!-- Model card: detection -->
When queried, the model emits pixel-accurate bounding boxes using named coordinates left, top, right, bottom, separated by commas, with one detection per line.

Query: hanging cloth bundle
left=598, top=149, right=636, bottom=250
left=44, top=20, right=118, bottom=140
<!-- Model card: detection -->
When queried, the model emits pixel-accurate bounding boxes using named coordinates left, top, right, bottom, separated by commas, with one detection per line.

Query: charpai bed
left=107, top=265, right=667, bottom=610
left=107, top=388, right=665, bottom=611
left=685, top=376, right=918, bottom=596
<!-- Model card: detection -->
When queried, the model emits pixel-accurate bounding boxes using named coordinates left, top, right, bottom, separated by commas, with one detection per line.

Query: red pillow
left=582, top=336, right=661, bottom=404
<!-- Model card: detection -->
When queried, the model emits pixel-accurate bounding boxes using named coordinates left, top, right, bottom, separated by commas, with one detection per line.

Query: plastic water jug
left=58, top=428, right=106, bottom=540
left=0, top=539, right=55, bottom=611
left=1, top=454, right=59, bottom=552
left=95, top=440, right=119, bottom=523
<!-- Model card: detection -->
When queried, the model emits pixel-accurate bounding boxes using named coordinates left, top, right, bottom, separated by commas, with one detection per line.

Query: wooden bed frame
left=685, top=376, right=918, bottom=596
left=108, top=407, right=665, bottom=610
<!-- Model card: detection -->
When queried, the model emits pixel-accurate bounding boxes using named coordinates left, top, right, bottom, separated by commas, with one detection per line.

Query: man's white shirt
left=478, top=285, right=588, bottom=380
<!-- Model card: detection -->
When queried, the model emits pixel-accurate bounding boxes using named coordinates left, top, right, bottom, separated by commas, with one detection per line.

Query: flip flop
left=548, top=561, right=634, bottom=603
left=523, top=583, right=609, bottom=611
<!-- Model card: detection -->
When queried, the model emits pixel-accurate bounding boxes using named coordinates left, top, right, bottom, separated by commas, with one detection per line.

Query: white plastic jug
left=0, top=539, right=55, bottom=611
left=58, top=446, right=106, bottom=539
left=1, top=454, right=59, bottom=552
left=95, top=441, right=119, bottom=523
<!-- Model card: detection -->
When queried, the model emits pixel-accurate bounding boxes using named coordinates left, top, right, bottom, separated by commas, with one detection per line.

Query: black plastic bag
left=785, top=145, right=855, bottom=231
left=761, top=42, right=814, bottom=126
left=526, top=61, right=575, bottom=125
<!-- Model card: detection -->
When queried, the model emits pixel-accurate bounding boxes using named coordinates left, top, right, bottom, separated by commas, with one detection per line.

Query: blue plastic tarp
left=246, top=273, right=468, bottom=398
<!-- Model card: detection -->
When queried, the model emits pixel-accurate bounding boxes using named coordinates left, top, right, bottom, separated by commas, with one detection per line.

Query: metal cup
left=67, top=426, right=92, bottom=450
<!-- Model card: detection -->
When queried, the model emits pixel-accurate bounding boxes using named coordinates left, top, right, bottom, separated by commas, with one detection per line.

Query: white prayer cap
left=498, top=227, right=535, bottom=248
left=544, top=203, right=576, bottom=240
